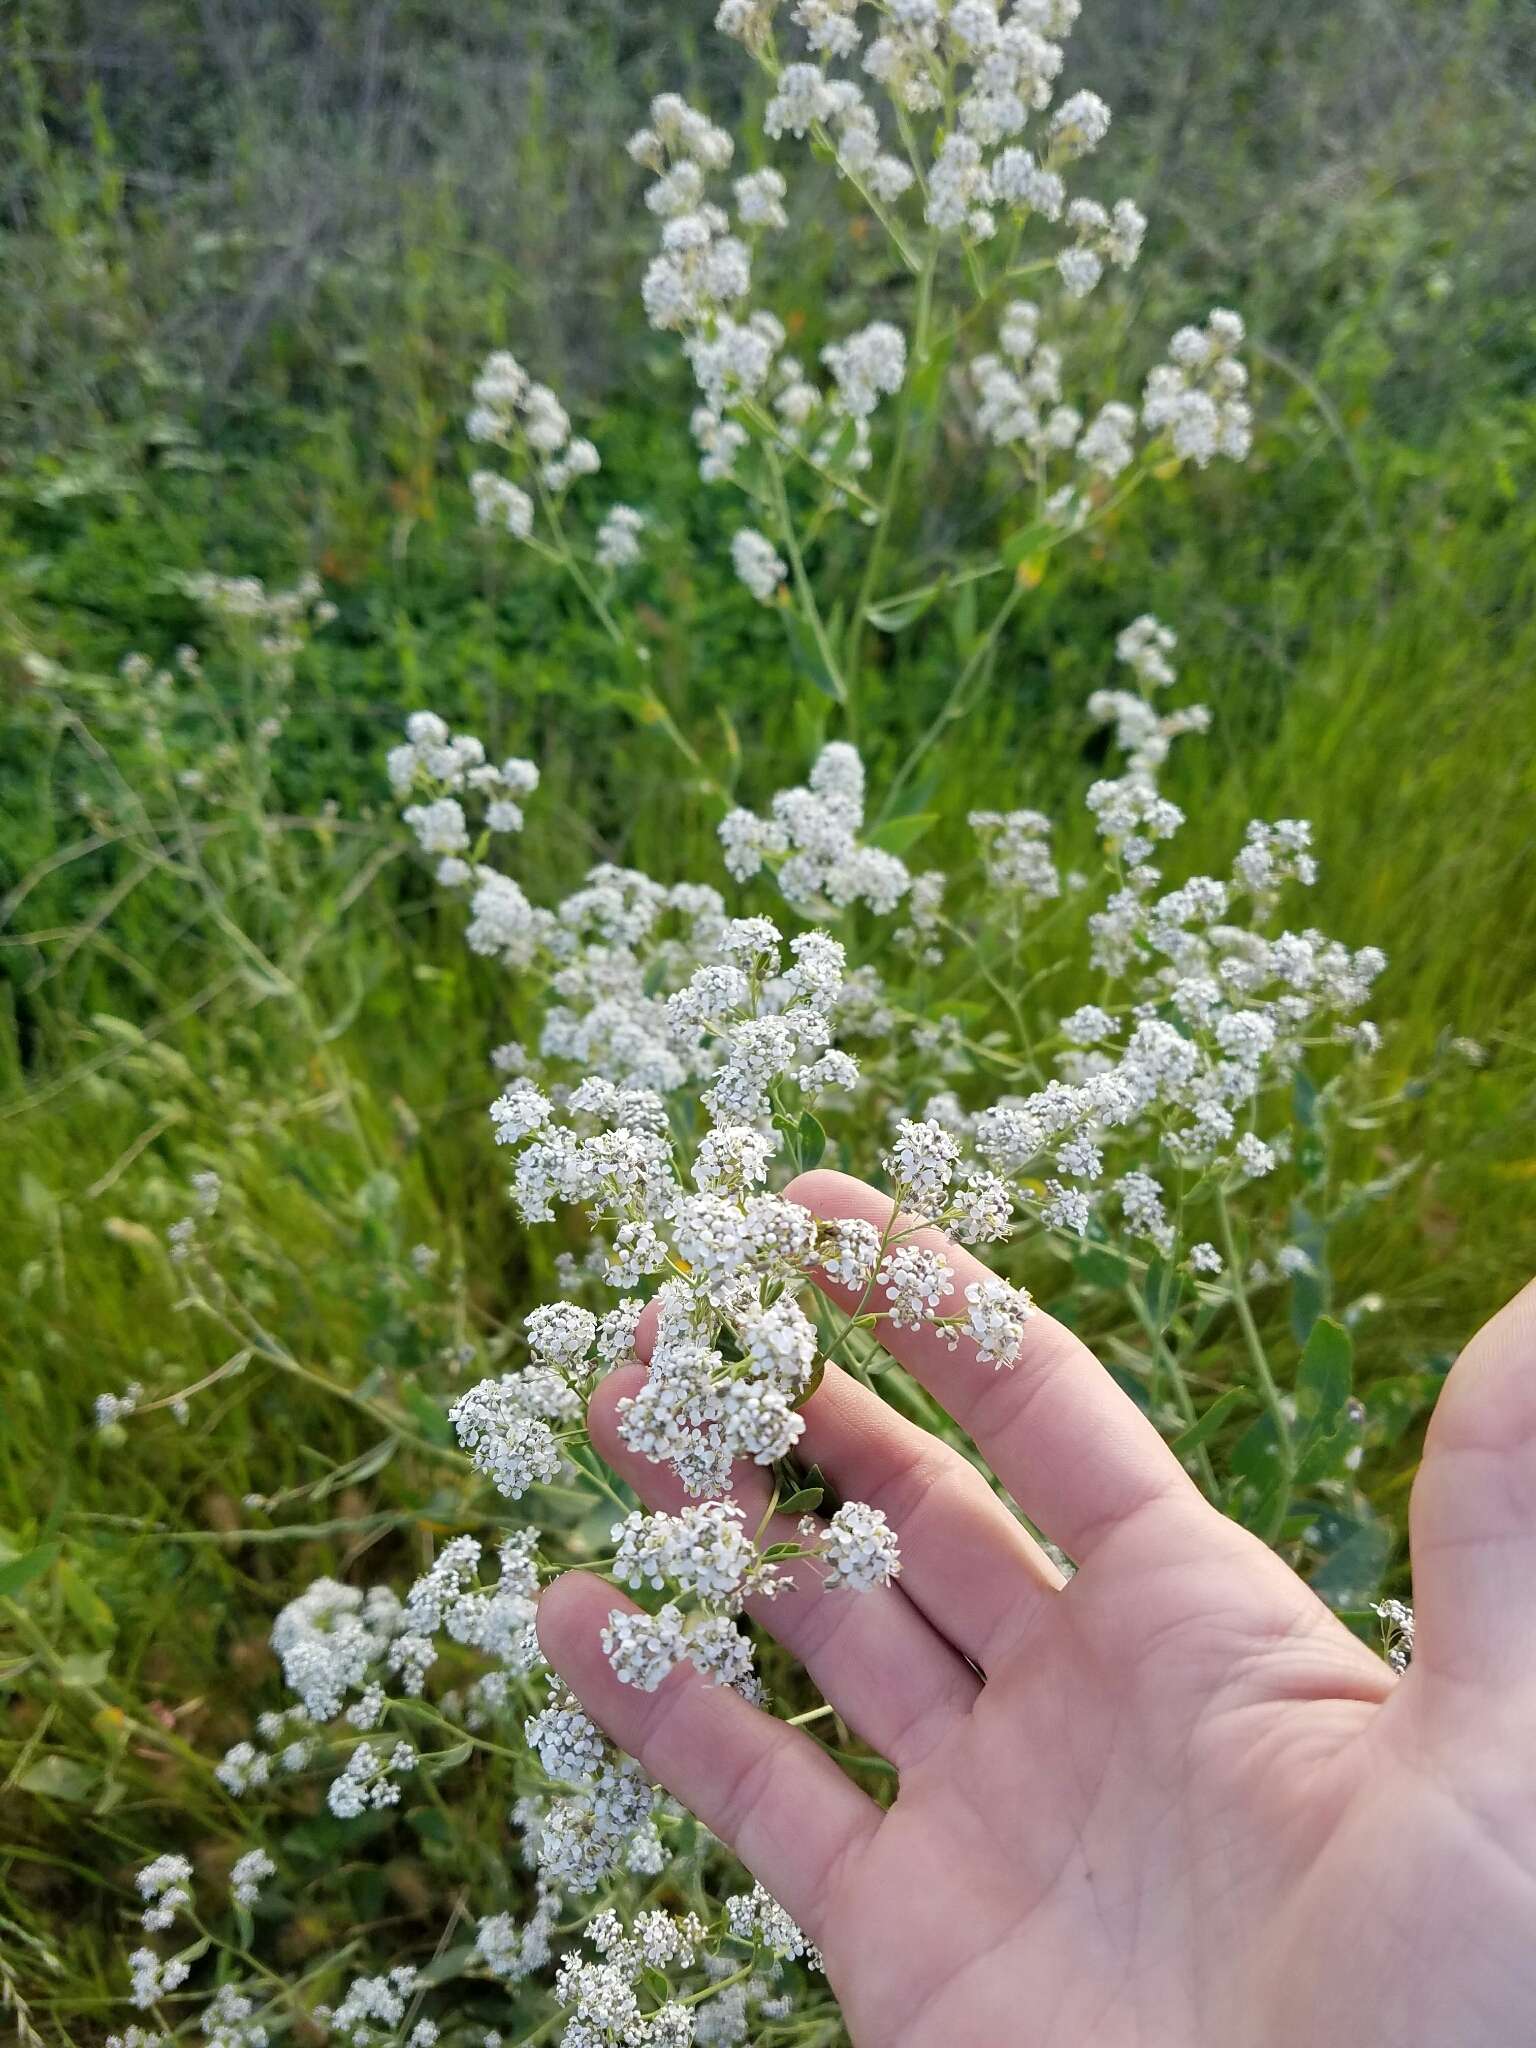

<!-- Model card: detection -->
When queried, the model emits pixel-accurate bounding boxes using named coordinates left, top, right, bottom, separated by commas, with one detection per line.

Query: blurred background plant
left=1, top=1, right=1534, bottom=2041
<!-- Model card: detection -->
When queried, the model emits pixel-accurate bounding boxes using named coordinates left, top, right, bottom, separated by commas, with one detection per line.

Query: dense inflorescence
left=462, top=0, right=1252, bottom=630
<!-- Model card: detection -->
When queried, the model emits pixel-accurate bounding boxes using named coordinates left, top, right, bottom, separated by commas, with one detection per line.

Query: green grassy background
left=2, top=0, right=1535, bottom=2034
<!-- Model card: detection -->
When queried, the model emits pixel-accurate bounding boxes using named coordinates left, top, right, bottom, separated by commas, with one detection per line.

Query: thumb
left=1408, top=1276, right=1536, bottom=1687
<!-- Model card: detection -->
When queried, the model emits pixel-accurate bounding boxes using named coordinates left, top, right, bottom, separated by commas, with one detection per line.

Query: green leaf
left=1296, top=1315, right=1352, bottom=1416
left=781, top=611, right=843, bottom=701
left=1142, top=1256, right=1183, bottom=1327
left=17, top=1174, right=57, bottom=1225
left=425, top=1740, right=474, bottom=1776
left=951, top=575, right=979, bottom=654
left=866, top=811, right=938, bottom=855
left=1286, top=1204, right=1329, bottom=1344
left=1228, top=1410, right=1289, bottom=1534
left=606, top=684, right=670, bottom=727
left=776, top=1486, right=824, bottom=1519
left=1072, top=1246, right=1129, bottom=1290
left=1330, top=1155, right=1422, bottom=1224
left=1291, top=1065, right=1321, bottom=1131
left=417, top=1943, right=478, bottom=1988
left=1293, top=1316, right=1355, bottom=1481
left=1107, top=1362, right=1152, bottom=1413
left=1000, top=521, right=1049, bottom=570
left=17, top=1756, right=98, bottom=1803
left=1170, top=1387, right=1256, bottom=1458
left=864, top=587, right=942, bottom=634
left=59, top=1650, right=113, bottom=1688
left=907, top=343, right=950, bottom=412
left=406, top=1807, right=454, bottom=1846
left=1308, top=1508, right=1392, bottom=1610
left=817, top=415, right=861, bottom=472
left=312, top=1436, right=396, bottom=1502
left=399, top=1382, right=453, bottom=1448
left=1362, top=1371, right=1441, bottom=1450
left=58, top=1562, right=114, bottom=1639
left=0, top=1543, right=60, bottom=1601
left=797, top=1111, right=827, bottom=1172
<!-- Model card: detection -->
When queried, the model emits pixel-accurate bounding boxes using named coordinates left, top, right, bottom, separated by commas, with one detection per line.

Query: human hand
left=539, top=1169, right=1536, bottom=2047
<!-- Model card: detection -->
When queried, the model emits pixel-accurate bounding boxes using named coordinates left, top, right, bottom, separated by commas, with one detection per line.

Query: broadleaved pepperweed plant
left=6, top=6, right=1451, bottom=2047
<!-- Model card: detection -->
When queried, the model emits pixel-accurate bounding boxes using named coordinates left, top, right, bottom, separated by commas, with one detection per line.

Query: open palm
left=540, top=1169, right=1536, bottom=2046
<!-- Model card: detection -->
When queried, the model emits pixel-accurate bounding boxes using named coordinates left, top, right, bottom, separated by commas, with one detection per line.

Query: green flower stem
left=874, top=460, right=1156, bottom=825
left=1215, top=1185, right=1296, bottom=1539
left=1122, top=1281, right=1217, bottom=1495
left=764, top=446, right=853, bottom=719
left=737, top=395, right=879, bottom=513
left=848, top=247, right=939, bottom=695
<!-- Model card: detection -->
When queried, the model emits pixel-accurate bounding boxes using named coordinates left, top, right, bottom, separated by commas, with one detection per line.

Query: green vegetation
left=1, top=3, right=1533, bottom=2041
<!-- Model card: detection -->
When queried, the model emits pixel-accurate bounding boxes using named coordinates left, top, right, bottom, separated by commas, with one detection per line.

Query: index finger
left=785, top=1168, right=1204, bottom=1566
left=537, top=1571, right=882, bottom=1944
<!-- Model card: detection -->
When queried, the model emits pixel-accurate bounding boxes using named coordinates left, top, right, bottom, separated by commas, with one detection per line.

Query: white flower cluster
left=107, top=630, right=1393, bottom=2045
left=718, top=740, right=911, bottom=915
left=1142, top=308, right=1253, bottom=466
left=387, top=710, right=541, bottom=888
left=516, top=1681, right=662, bottom=1892
left=216, top=1534, right=676, bottom=1899
left=549, top=1902, right=772, bottom=2048
left=474, top=919, right=895, bottom=1504
left=815, top=1501, right=902, bottom=1590
left=229, top=1848, right=275, bottom=1909
left=729, top=526, right=787, bottom=601
left=466, top=349, right=649, bottom=572
left=971, top=300, right=1085, bottom=462
left=135, top=1854, right=192, bottom=1933
left=84, top=11, right=1405, bottom=2046
left=95, top=1380, right=144, bottom=1429
left=456, top=1, right=1254, bottom=758
left=628, top=86, right=916, bottom=515
left=179, top=569, right=336, bottom=665
left=327, top=1738, right=419, bottom=1819
left=475, top=1886, right=562, bottom=1986
left=540, top=1894, right=818, bottom=2048
left=600, top=1495, right=902, bottom=1695
left=596, top=504, right=649, bottom=570
left=970, top=291, right=1249, bottom=519
left=724, top=1880, right=816, bottom=1964
left=875, top=649, right=1385, bottom=1260
left=1372, top=1596, right=1416, bottom=1674
left=715, top=0, right=1121, bottom=259
left=1087, top=613, right=1211, bottom=779
left=269, top=1576, right=405, bottom=1721
left=968, top=805, right=1060, bottom=901
left=468, top=350, right=598, bottom=492
left=128, top=1947, right=190, bottom=2010
left=696, top=0, right=1241, bottom=534
left=318, top=1966, right=420, bottom=2048
left=201, top=1984, right=269, bottom=2048
left=449, top=1375, right=567, bottom=1500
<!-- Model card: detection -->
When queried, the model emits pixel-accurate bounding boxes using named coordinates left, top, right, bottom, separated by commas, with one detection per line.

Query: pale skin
left=539, top=1169, right=1536, bottom=2046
